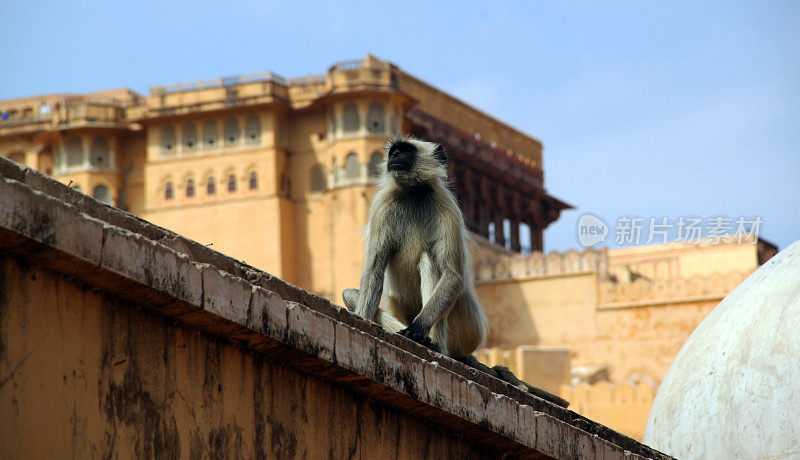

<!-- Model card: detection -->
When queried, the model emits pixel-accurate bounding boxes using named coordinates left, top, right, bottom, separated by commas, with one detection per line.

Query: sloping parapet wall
left=0, top=157, right=670, bottom=459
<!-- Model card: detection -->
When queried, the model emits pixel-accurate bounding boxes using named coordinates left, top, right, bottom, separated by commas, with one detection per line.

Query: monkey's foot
left=398, top=324, right=441, bottom=354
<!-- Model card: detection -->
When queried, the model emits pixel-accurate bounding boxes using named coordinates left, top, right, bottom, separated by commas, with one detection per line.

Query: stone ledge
left=0, top=157, right=670, bottom=459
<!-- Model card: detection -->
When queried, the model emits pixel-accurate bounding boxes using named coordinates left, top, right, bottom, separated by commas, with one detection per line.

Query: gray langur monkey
left=342, top=137, right=488, bottom=358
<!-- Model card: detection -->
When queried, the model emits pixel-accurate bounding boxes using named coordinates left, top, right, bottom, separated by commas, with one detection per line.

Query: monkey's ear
left=433, top=144, right=448, bottom=165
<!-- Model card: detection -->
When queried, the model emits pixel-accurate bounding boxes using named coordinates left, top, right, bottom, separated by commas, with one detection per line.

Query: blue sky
left=3, top=1, right=798, bottom=252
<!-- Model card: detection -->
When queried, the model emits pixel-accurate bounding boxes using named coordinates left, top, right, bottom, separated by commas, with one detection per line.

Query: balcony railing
left=327, top=59, right=398, bottom=93
left=329, top=59, right=391, bottom=72
left=0, top=98, right=127, bottom=132
left=150, top=71, right=288, bottom=95
left=61, top=101, right=126, bottom=125
left=0, top=114, right=52, bottom=128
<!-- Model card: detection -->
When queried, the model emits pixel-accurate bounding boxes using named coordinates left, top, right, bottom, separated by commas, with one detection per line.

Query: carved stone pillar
left=509, top=220, right=520, bottom=252
left=478, top=177, right=492, bottom=238
left=463, top=169, right=478, bottom=233
left=494, top=186, right=506, bottom=248
left=527, top=201, right=544, bottom=252
left=453, top=168, right=467, bottom=217
left=472, top=175, right=482, bottom=233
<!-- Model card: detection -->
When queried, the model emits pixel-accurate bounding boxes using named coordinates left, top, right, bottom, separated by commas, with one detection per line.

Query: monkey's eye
left=388, top=140, right=417, bottom=157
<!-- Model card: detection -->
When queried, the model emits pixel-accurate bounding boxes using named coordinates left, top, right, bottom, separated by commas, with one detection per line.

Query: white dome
left=643, top=239, right=800, bottom=459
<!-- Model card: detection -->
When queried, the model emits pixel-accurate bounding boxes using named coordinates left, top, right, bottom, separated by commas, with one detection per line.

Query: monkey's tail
left=342, top=288, right=406, bottom=333
left=455, top=355, right=569, bottom=408
left=374, top=308, right=405, bottom=333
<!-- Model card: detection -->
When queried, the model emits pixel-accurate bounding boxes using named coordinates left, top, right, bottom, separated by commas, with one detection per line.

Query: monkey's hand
left=398, top=323, right=441, bottom=354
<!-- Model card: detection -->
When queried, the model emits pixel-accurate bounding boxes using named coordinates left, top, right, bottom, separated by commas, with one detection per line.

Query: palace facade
left=0, top=54, right=569, bottom=302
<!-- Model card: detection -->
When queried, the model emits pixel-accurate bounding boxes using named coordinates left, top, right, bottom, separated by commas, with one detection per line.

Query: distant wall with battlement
left=474, top=245, right=758, bottom=384
left=598, top=271, right=749, bottom=309
left=475, top=247, right=607, bottom=283
left=472, top=241, right=760, bottom=441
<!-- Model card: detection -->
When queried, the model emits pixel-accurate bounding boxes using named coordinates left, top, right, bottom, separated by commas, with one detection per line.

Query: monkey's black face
left=387, top=140, right=417, bottom=172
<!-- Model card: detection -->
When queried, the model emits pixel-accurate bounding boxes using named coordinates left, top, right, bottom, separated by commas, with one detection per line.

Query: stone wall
left=0, top=255, right=494, bottom=459
left=474, top=246, right=751, bottom=441
left=474, top=248, right=607, bottom=283
left=475, top=247, right=749, bottom=384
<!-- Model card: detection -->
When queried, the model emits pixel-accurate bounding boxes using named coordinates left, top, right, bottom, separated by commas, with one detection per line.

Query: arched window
left=224, top=118, right=240, bottom=145
left=8, top=152, right=25, bottom=165
left=93, top=184, right=112, bottom=204
left=186, top=178, right=195, bottom=197
left=164, top=182, right=174, bottom=200
left=206, top=176, right=216, bottom=195
left=367, top=103, right=384, bottom=133
left=203, top=121, right=218, bottom=148
left=66, top=137, right=83, bottom=166
left=368, top=151, right=383, bottom=178
left=161, top=126, right=176, bottom=154
left=345, top=153, right=360, bottom=179
left=183, top=123, right=198, bottom=151
left=248, top=171, right=258, bottom=190
left=343, top=103, right=359, bottom=133
left=227, top=174, right=237, bottom=192
left=90, top=137, right=110, bottom=167
left=310, top=165, right=327, bottom=192
left=245, top=116, right=261, bottom=144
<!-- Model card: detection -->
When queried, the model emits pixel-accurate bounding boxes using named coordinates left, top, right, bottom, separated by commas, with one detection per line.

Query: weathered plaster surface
left=0, top=255, right=502, bottom=458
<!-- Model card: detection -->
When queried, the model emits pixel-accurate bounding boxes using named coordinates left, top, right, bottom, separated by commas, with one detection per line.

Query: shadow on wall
left=480, top=280, right=540, bottom=347
left=473, top=248, right=607, bottom=350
